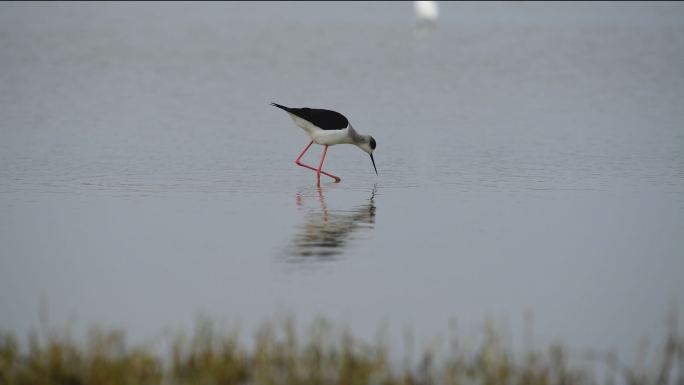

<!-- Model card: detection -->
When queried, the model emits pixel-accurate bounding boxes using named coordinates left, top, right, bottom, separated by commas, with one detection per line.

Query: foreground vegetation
left=1, top=317, right=682, bottom=385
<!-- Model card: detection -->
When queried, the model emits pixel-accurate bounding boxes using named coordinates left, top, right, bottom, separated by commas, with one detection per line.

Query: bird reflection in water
left=287, top=184, right=377, bottom=261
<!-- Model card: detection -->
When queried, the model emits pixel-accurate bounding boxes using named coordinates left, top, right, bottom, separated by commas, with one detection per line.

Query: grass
left=1, top=316, right=682, bottom=385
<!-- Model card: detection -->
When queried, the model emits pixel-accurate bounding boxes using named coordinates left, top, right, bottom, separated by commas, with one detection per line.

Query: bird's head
left=358, top=136, right=378, bottom=175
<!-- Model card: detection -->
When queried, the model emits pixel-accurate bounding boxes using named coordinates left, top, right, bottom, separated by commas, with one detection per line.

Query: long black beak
left=370, top=154, right=378, bottom=175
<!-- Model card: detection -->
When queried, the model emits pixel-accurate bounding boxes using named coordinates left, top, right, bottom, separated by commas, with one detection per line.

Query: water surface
left=1, top=2, right=683, bottom=362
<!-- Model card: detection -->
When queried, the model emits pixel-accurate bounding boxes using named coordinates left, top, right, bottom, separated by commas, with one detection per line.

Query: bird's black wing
left=271, top=103, right=348, bottom=130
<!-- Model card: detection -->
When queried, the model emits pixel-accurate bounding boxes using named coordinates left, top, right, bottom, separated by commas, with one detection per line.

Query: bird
left=271, top=103, right=377, bottom=184
left=414, top=1, right=439, bottom=25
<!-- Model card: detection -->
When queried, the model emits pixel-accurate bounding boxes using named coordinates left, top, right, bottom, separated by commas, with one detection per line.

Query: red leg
left=316, top=145, right=329, bottom=185
left=295, top=141, right=314, bottom=164
left=294, top=141, right=341, bottom=182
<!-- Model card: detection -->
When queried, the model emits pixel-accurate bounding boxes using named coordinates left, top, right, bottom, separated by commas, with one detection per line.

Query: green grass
left=1, top=316, right=682, bottom=385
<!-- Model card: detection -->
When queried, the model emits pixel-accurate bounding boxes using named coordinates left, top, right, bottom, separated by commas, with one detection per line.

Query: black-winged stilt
left=271, top=103, right=377, bottom=184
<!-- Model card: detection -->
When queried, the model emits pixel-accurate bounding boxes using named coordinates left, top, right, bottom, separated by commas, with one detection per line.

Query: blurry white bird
left=414, top=1, right=439, bottom=24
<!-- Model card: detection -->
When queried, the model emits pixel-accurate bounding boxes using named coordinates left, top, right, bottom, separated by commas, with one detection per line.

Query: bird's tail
left=270, top=103, right=291, bottom=112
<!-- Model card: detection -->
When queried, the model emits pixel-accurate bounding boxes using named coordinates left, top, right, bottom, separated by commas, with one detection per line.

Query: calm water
left=1, top=2, right=684, bottom=362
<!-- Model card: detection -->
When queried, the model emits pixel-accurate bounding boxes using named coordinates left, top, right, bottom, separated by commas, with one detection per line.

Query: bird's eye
left=369, top=137, right=376, bottom=150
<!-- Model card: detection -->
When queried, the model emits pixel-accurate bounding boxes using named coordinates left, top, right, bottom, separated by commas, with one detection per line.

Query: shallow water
left=1, top=2, right=683, bottom=361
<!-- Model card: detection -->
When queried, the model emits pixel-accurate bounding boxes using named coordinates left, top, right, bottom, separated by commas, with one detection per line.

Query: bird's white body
left=288, top=113, right=353, bottom=146
left=414, top=1, right=439, bottom=23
